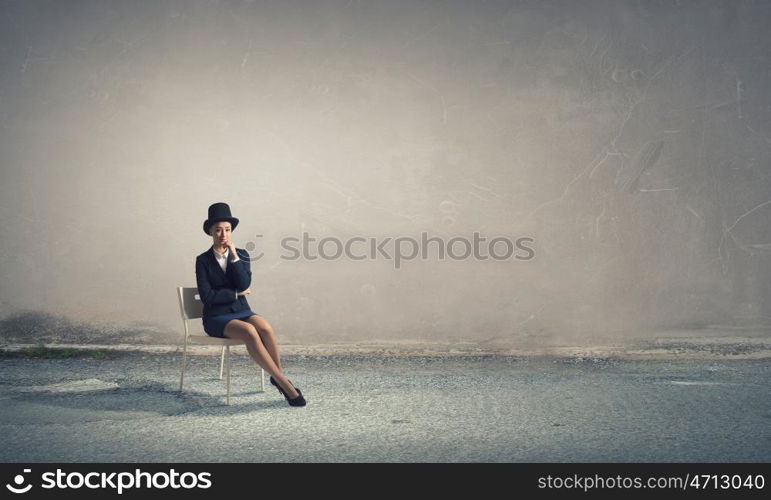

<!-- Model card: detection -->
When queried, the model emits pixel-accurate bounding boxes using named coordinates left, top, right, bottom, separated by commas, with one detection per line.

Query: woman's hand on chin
left=226, top=240, right=238, bottom=258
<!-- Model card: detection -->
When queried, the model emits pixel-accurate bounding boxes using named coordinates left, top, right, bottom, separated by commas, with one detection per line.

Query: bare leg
left=223, top=319, right=299, bottom=399
left=245, top=315, right=282, bottom=372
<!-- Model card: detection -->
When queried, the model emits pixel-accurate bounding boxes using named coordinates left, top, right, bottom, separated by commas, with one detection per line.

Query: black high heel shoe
left=270, top=376, right=306, bottom=407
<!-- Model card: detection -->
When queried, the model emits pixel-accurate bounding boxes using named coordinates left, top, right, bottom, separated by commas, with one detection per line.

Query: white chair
left=177, top=286, right=265, bottom=405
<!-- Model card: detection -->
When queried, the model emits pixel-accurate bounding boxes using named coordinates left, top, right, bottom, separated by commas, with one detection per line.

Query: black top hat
left=203, top=202, right=239, bottom=235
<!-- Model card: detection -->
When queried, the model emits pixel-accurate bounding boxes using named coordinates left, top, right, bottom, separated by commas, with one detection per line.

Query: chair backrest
left=177, top=287, right=204, bottom=320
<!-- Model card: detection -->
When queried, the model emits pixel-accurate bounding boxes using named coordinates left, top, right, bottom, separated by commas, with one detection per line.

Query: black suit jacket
left=195, top=246, right=253, bottom=317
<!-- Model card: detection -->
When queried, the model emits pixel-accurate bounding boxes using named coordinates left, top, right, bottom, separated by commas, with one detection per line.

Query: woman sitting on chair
left=195, top=202, right=306, bottom=407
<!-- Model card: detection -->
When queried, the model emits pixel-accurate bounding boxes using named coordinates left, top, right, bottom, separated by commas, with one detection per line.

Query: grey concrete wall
left=1, top=0, right=770, bottom=345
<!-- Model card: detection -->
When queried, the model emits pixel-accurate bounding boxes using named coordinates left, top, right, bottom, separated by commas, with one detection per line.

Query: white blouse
left=212, top=247, right=241, bottom=300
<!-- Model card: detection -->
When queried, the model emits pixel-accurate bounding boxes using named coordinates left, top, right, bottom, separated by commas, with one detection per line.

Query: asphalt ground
left=0, top=348, right=769, bottom=462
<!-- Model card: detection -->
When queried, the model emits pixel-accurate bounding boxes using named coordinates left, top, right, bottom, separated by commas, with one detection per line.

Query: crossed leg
left=222, top=317, right=300, bottom=399
left=244, top=315, right=282, bottom=372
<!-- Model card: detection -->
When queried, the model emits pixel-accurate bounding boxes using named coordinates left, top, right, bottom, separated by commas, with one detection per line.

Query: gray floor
left=0, top=352, right=769, bottom=462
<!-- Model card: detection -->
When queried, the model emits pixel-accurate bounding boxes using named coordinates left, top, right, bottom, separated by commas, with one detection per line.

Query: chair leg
left=179, top=341, right=188, bottom=391
left=219, top=346, right=226, bottom=380
left=225, top=345, right=231, bottom=406
left=260, top=368, right=265, bottom=392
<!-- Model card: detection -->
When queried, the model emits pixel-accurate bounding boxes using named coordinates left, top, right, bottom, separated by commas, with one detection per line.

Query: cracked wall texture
left=1, top=0, right=770, bottom=344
